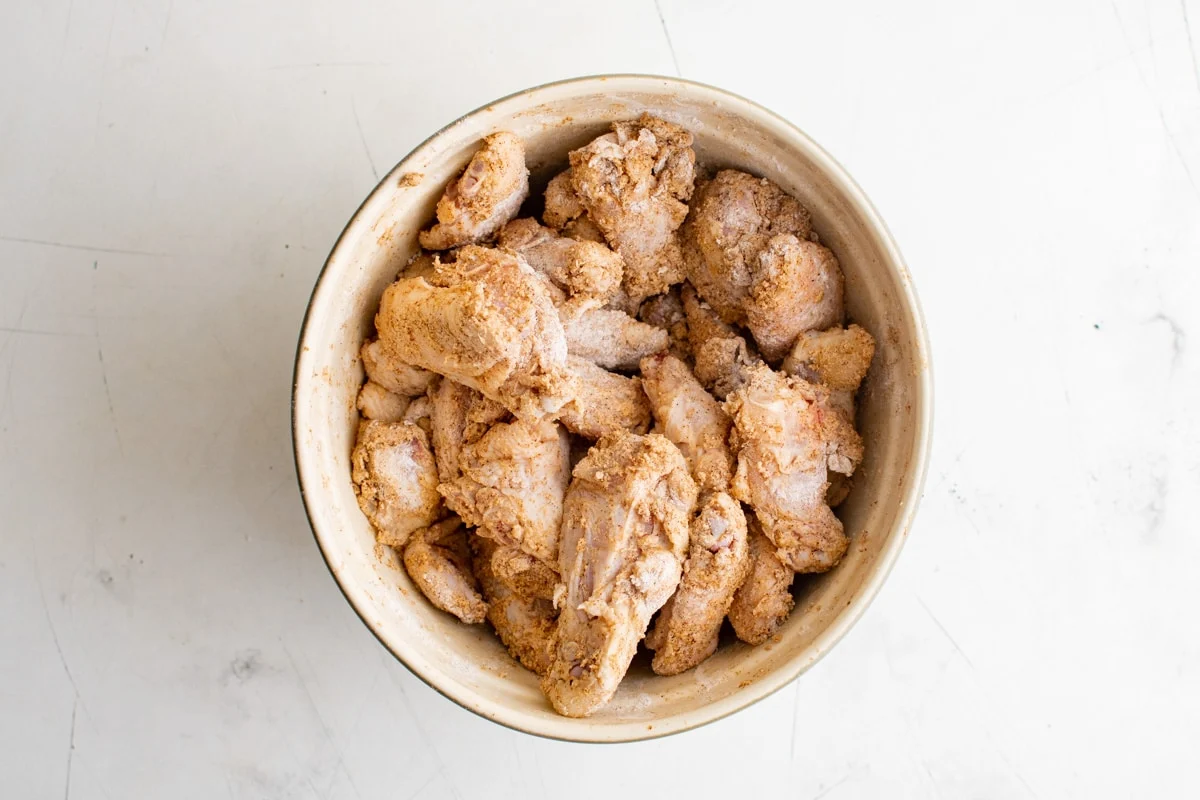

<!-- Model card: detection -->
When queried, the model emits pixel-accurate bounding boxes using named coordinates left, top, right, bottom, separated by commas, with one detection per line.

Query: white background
left=3, top=0, right=1199, bottom=797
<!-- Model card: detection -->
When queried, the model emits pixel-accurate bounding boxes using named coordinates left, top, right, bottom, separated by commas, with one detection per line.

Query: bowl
left=292, top=75, right=932, bottom=742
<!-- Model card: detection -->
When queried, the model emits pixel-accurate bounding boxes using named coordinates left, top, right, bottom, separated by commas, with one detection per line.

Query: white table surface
left=3, top=0, right=1198, bottom=796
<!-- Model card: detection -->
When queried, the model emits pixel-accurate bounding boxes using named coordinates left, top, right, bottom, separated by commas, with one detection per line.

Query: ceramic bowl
left=292, top=74, right=932, bottom=742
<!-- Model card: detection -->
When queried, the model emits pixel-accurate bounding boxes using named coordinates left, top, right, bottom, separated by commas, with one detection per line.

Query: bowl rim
left=292, top=73, right=934, bottom=743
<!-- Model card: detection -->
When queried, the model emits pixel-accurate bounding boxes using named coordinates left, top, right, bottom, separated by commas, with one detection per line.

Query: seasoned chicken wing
left=419, top=132, right=529, bottom=250
left=498, top=218, right=623, bottom=303
left=559, top=296, right=670, bottom=370
left=473, top=537, right=557, bottom=675
left=646, top=492, right=750, bottom=675
left=439, top=414, right=571, bottom=567
left=557, top=356, right=651, bottom=440
left=375, top=245, right=576, bottom=421
left=403, top=518, right=488, bottom=624
left=568, top=115, right=696, bottom=306
left=638, top=287, right=690, bottom=362
left=543, top=169, right=587, bottom=229
left=682, top=283, right=760, bottom=400
left=639, top=353, right=734, bottom=494
left=782, top=324, right=875, bottom=396
left=727, top=516, right=795, bottom=645
left=361, top=338, right=437, bottom=397
left=725, top=364, right=863, bottom=572
left=490, top=545, right=558, bottom=601
left=746, top=234, right=844, bottom=362
left=351, top=420, right=441, bottom=548
left=543, top=432, right=697, bottom=717
left=356, top=381, right=410, bottom=423
left=682, top=169, right=815, bottom=324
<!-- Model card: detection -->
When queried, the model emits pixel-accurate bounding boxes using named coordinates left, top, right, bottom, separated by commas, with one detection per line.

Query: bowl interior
left=293, top=76, right=930, bottom=741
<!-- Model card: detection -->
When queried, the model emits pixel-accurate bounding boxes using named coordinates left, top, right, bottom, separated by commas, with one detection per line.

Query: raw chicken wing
left=473, top=537, right=557, bottom=675
left=543, top=432, right=697, bottom=717
left=419, top=132, right=529, bottom=250
left=639, top=353, right=733, bottom=494
left=375, top=245, right=575, bottom=421
left=490, top=545, right=558, bottom=601
left=351, top=420, right=441, bottom=548
left=646, top=492, right=750, bottom=675
left=543, top=169, right=587, bottom=229
left=727, top=516, right=795, bottom=644
left=557, top=356, right=651, bottom=440
left=498, top=218, right=623, bottom=303
left=682, top=283, right=760, bottom=400
left=746, top=234, right=844, bottom=362
left=725, top=364, right=863, bottom=572
left=361, top=338, right=437, bottom=397
left=559, top=296, right=669, bottom=370
left=357, top=381, right=410, bottom=422
left=403, top=518, right=488, bottom=624
left=638, top=287, right=690, bottom=361
left=439, top=414, right=571, bottom=568
left=569, top=115, right=696, bottom=305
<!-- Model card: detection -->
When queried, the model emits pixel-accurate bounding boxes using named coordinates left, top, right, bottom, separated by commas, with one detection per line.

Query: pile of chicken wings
left=349, top=117, right=876, bottom=717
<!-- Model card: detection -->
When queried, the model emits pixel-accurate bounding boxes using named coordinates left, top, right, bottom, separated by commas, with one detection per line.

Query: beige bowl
left=292, top=75, right=932, bottom=742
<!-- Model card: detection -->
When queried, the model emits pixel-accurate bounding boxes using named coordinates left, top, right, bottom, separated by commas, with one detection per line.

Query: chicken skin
left=403, top=518, right=488, bottom=624
left=557, top=356, right=652, bottom=440
left=473, top=537, right=557, bottom=675
left=356, top=381, right=410, bottom=423
left=375, top=245, right=575, bottom=421
left=725, top=364, right=863, bottom=572
left=639, top=353, right=734, bottom=494
left=568, top=115, right=696, bottom=306
left=646, top=492, right=750, bottom=675
left=638, top=287, right=690, bottom=362
left=683, top=170, right=842, bottom=362
left=497, top=218, right=623, bottom=303
left=350, top=420, right=442, bottom=548
left=439, top=414, right=571, bottom=568
left=419, top=132, right=529, bottom=250
left=543, top=432, right=697, bottom=717
left=559, top=297, right=670, bottom=370
left=727, top=516, right=795, bottom=645
left=681, top=283, right=760, bottom=400
left=361, top=338, right=437, bottom=397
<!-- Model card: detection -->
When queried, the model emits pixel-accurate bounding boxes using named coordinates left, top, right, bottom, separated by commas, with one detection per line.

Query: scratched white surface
left=2, top=0, right=1199, bottom=797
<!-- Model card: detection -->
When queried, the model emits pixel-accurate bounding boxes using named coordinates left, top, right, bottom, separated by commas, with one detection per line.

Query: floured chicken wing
left=559, top=297, right=669, bottom=370
left=361, top=338, right=437, bottom=397
left=357, top=381, right=410, bottom=423
left=400, top=251, right=438, bottom=281
left=490, top=545, right=558, bottom=601
left=498, top=218, right=623, bottom=303
left=439, top=414, right=571, bottom=567
left=683, top=169, right=815, bottom=324
left=682, top=283, right=760, bottom=400
left=375, top=245, right=575, bottom=421
left=745, top=235, right=844, bottom=362
left=725, top=364, right=863, bottom=572
left=351, top=420, right=441, bottom=548
left=403, top=518, right=488, bottom=624
left=473, top=537, right=557, bottom=675
left=543, top=169, right=587, bottom=229
left=429, top=378, right=475, bottom=483
left=557, top=356, right=651, bottom=440
left=638, top=287, right=690, bottom=362
left=639, top=353, right=733, bottom=494
left=401, top=394, right=433, bottom=434
left=646, top=492, right=750, bottom=675
left=419, top=132, right=529, bottom=250
left=568, top=115, right=696, bottom=305
left=727, top=516, right=795, bottom=644
left=683, top=170, right=841, bottom=362
left=543, top=432, right=697, bottom=717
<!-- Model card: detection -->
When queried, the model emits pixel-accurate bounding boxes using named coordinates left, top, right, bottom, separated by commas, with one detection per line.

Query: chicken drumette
left=403, top=517, right=488, bottom=624
left=472, top=537, right=557, bottom=675
left=727, top=516, right=795, bottom=645
left=683, top=170, right=843, bottom=363
left=725, top=364, right=863, bottom=573
left=558, top=296, right=670, bottom=371
left=682, top=283, right=760, bottom=400
left=646, top=492, right=750, bottom=675
left=350, top=420, right=442, bottom=548
left=543, top=432, right=697, bottom=717
left=375, top=245, right=575, bottom=421
left=419, top=132, right=529, bottom=250
left=567, top=115, right=696, bottom=306
left=557, top=356, right=652, bottom=440
left=497, top=218, right=623, bottom=303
